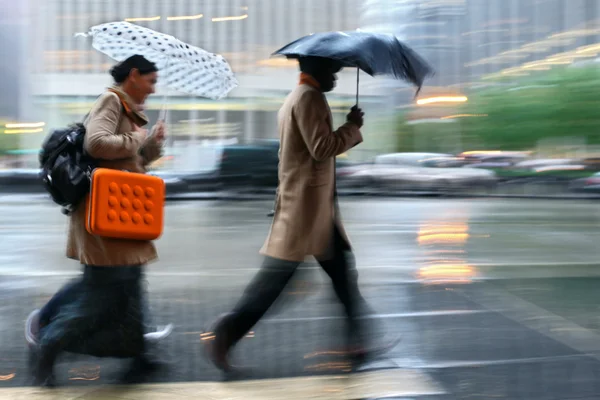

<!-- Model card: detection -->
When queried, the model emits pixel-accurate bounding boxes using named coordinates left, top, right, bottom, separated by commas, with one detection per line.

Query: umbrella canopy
left=82, top=21, right=238, bottom=100
left=273, top=31, right=434, bottom=98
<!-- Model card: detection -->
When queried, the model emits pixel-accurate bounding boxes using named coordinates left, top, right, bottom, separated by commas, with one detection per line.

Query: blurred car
left=461, top=153, right=529, bottom=169
left=217, top=141, right=357, bottom=189
left=147, top=170, right=199, bottom=195
left=337, top=152, right=496, bottom=192
left=0, top=168, right=44, bottom=193
left=218, top=141, right=280, bottom=188
left=507, top=159, right=593, bottom=183
left=569, top=172, right=600, bottom=193
left=457, top=150, right=528, bottom=168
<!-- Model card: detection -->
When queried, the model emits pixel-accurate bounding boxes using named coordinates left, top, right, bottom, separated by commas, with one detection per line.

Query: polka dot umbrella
left=79, top=21, right=238, bottom=118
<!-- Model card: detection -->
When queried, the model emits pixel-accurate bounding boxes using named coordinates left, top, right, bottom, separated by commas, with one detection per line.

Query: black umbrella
left=273, top=31, right=434, bottom=104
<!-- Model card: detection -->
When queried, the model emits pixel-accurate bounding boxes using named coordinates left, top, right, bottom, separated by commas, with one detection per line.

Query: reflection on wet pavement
left=1, top=198, right=600, bottom=399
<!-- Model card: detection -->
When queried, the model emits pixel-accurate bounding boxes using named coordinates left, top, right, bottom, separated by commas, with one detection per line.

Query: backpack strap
left=106, top=88, right=133, bottom=116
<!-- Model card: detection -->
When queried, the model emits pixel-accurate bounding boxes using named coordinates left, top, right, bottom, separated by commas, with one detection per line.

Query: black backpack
left=38, top=123, right=96, bottom=215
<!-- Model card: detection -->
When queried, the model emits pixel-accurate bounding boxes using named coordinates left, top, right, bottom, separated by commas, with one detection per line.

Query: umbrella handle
left=158, top=103, right=167, bottom=122
left=355, top=68, right=360, bottom=107
left=158, top=59, right=170, bottom=122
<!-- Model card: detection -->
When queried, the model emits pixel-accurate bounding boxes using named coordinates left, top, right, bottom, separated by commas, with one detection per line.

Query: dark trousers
left=38, top=265, right=146, bottom=360
left=215, top=227, right=369, bottom=350
left=39, top=267, right=152, bottom=332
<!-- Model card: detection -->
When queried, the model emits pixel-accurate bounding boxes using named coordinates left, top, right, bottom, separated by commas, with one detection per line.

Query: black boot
left=32, top=348, right=57, bottom=388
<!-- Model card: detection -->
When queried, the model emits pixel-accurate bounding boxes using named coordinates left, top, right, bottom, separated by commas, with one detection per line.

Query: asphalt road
left=1, top=196, right=600, bottom=399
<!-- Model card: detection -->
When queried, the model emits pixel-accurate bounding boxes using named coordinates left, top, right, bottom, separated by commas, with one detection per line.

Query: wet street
left=1, top=196, right=600, bottom=399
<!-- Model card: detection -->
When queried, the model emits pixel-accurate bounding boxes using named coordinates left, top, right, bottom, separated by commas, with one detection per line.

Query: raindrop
left=117, top=32, right=122, bottom=35
left=103, top=28, right=107, bottom=31
left=132, top=36, right=136, bottom=40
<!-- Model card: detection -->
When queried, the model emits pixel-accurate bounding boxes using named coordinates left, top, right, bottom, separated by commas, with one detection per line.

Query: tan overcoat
left=66, top=86, right=163, bottom=267
left=260, top=83, right=363, bottom=262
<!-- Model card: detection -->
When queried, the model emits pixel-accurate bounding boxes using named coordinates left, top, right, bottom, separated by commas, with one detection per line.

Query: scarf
left=299, top=73, right=321, bottom=90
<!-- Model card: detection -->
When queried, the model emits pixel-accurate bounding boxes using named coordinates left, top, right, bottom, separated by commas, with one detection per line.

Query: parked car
left=337, top=152, right=497, bottom=192
left=218, top=141, right=281, bottom=188
left=216, top=141, right=357, bottom=189
left=569, top=172, right=600, bottom=193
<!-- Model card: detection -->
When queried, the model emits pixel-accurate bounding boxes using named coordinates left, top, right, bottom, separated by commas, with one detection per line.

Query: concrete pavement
left=1, top=197, right=600, bottom=399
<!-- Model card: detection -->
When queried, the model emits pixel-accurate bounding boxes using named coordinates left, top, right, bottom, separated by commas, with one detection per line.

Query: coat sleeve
left=84, top=92, right=145, bottom=160
left=294, top=90, right=363, bottom=161
left=139, top=127, right=164, bottom=166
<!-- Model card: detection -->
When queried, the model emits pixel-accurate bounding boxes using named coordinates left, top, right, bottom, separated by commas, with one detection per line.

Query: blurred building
left=4, top=0, right=600, bottom=167
left=15, top=0, right=370, bottom=169
left=361, top=0, right=600, bottom=155
left=362, top=0, right=600, bottom=89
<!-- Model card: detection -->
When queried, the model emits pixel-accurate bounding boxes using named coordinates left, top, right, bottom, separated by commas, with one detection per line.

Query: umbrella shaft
left=355, top=68, right=359, bottom=107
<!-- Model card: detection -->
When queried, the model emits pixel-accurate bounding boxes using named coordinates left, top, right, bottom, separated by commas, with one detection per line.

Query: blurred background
left=5, top=1, right=600, bottom=399
left=2, top=0, right=600, bottom=197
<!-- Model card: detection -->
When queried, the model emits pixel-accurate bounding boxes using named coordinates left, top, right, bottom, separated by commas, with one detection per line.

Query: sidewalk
left=0, top=369, right=445, bottom=400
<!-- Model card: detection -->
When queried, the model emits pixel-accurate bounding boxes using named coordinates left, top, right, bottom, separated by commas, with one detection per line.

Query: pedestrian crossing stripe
left=0, top=369, right=445, bottom=399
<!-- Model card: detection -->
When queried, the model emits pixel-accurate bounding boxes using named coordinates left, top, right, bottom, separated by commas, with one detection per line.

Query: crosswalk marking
left=0, top=369, right=445, bottom=399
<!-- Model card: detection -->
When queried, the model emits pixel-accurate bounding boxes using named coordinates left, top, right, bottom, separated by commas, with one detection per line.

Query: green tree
left=458, top=66, right=600, bottom=151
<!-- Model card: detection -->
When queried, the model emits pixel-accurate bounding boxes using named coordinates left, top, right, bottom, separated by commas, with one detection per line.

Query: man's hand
left=347, top=106, right=364, bottom=128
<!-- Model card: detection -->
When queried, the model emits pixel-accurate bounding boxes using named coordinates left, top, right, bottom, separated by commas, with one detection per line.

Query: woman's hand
left=134, top=124, right=148, bottom=137
left=152, top=121, right=166, bottom=143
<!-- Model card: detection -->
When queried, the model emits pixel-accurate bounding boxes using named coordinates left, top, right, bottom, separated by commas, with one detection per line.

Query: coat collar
left=107, top=85, right=149, bottom=127
left=299, top=73, right=321, bottom=91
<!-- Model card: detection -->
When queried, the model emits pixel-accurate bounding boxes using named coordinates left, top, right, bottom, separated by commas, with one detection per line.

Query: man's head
left=298, top=57, right=343, bottom=93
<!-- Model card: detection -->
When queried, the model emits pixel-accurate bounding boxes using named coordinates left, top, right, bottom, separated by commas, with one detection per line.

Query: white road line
left=0, top=261, right=597, bottom=277
left=263, top=309, right=490, bottom=323
left=394, top=353, right=596, bottom=369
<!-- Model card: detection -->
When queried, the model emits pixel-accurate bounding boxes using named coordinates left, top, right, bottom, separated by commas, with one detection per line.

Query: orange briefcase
left=85, top=168, right=165, bottom=240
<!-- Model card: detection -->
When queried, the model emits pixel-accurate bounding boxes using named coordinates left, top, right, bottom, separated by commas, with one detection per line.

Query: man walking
left=205, top=56, right=394, bottom=373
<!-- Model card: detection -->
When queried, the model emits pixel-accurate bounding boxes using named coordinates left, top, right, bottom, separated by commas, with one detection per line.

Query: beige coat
left=260, top=84, right=363, bottom=262
left=66, top=87, right=163, bottom=267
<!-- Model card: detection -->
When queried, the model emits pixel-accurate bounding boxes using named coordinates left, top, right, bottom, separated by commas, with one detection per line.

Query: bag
left=85, top=168, right=165, bottom=240
left=38, top=123, right=95, bottom=215
left=39, top=89, right=127, bottom=215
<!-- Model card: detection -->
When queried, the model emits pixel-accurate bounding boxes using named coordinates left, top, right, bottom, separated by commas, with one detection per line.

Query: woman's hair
left=110, top=55, right=158, bottom=84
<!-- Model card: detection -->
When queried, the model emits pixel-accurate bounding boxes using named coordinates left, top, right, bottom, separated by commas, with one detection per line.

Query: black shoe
left=32, top=350, right=57, bottom=388
left=121, top=355, right=167, bottom=384
left=202, top=314, right=233, bottom=373
left=348, top=334, right=402, bottom=367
